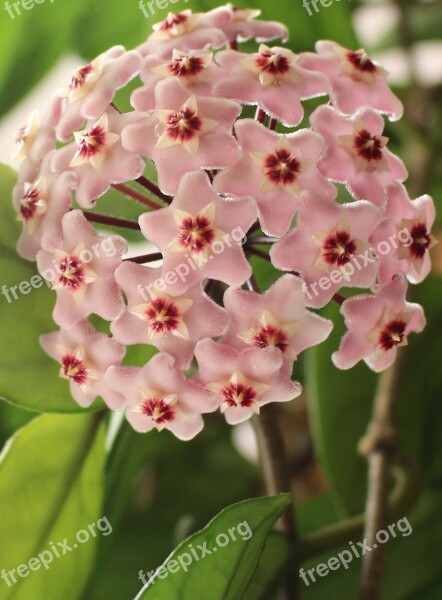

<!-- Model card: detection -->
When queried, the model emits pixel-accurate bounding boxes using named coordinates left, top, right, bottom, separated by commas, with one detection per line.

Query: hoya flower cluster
left=12, top=5, right=435, bottom=440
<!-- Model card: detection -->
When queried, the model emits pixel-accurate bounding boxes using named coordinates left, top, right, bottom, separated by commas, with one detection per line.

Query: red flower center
left=76, top=125, right=107, bottom=160
left=252, top=325, right=289, bottom=353
left=354, top=129, right=384, bottom=162
left=409, top=223, right=431, bottom=258
left=160, top=12, right=188, bottom=31
left=264, top=149, right=300, bottom=186
left=140, top=397, right=176, bottom=424
left=168, top=55, right=205, bottom=78
left=69, top=64, right=94, bottom=91
left=20, top=186, right=41, bottom=221
left=61, top=354, right=88, bottom=385
left=322, top=231, right=357, bottom=266
left=177, top=215, right=215, bottom=253
left=165, top=107, right=202, bottom=142
left=346, top=50, right=377, bottom=74
left=256, top=50, right=290, bottom=75
left=144, top=298, right=181, bottom=335
left=379, top=320, right=406, bottom=350
left=221, top=382, right=257, bottom=408
left=57, top=256, right=86, bottom=291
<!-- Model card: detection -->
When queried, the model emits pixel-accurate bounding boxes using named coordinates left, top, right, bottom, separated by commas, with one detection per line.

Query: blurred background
left=0, top=0, right=441, bottom=598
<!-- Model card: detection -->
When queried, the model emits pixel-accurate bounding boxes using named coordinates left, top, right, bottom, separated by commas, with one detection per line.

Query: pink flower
left=56, top=46, right=142, bottom=141
left=138, top=171, right=256, bottom=293
left=218, top=4, right=288, bottom=43
left=214, top=45, right=326, bottom=127
left=221, top=275, right=333, bottom=364
left=12, top=99, right=62, bottom=186
left=131, top=50, right=221, bottom=112
left=298, top=41, right=403, bottom=121
left=36, top=210, right=127, bottom=329
left=311, top=106, right=407, bottom=206
left=332, top=274, right=425, bottom=372
left=194, top=338, right=301, bottom=424
left=50, top=108, right=145, bottom=207
left=14, top=153, right=76, bottom=260
left=111, top=260, right=228, bottom=369
left=105, top=353, right=218, bottom=440
left=270, top=194, right=382, bottom=308
left=40, top=320, right=125, bottom=409
left=214, top=119, right=335, bottom=236
left=137, top=9, right=230, bottom=58
left=122, top=78, right=241, bottom=195
left=369, top=183, right=437, bottom=284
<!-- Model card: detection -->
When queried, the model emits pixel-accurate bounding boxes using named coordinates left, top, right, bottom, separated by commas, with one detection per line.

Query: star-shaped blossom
left=138, top=171, right=256, bottom=293
left=56, top=46, right=142, bottom=141
left=36, top=210, right=127, bottom=329
left=332, top=274, right=425, bottom=372
left=221, top=275, right=333, bottom=366
left=311, top=106, right=407, bottom=206
left=298, top=41, right=403, bottom=121
left=137, top=9, right=230, bottom=58
left=122, top=78, right=241, bottom=195
left=111, top=261, right=228, bottom=369
left=214, top=119, right=336, bottom=236
left=270, top=194, right=382, bottom=308
left=194, top=338, right=301, bottom=425
left=131, top=50, right=221, bottom=112
left=12, top=98, right=62, bottom=187
left=105, top=353, right=218, bottom=440
left=50, top=108, right=145, bottom=207
left=217, top=4, right=288, bottom=43
left=369, top=183, right=437, bottom=284
left=40, top=320, right=125, bottom=409
left=14, top=153, right=76, bottom=260
left=214, top=45, right=326, bottom=127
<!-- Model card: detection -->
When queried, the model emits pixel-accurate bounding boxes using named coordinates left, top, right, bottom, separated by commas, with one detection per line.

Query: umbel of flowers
left=13, top=5, right=435, bottom=440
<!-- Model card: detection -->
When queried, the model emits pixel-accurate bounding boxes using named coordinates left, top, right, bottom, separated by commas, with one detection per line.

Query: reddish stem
left=112, top=183, right=163, bottom=211
left=249, top=235, right=278, bottom=245
left=229, top=40, right=238, bottom=50
left=136, top=176, right=172, bottom=204
left=245, top=245, right=270, bottom=262
left=269, top=118, right=278, bottom=131
left=255, top=106, right=266, bottom=124
left=332, top=293, right=346, bottom=306
left=83, top=211, right=140, bottom=231
left=126, top=252, right=163, bottom=264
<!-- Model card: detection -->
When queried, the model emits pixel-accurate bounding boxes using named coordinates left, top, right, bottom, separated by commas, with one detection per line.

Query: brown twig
left=358, top=353, right=403, bottom=600
left=135, top=175, right=172, bottom=204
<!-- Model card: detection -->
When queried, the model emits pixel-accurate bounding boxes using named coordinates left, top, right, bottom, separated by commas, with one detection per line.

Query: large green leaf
left=135, top=494, right=291, bottom=600
left=0, top=413, right=106, bottom=599
left=0, top=164, right=103, bottom=412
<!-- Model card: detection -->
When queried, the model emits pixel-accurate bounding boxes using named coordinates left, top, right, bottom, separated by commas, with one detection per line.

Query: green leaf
left=0, top=164, right=102, bottom=412
left=135, top=494, right=291, bottom=600
left=242, top=531, right=292, bottom=600
left=0, top=413, right=106, bottom=599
